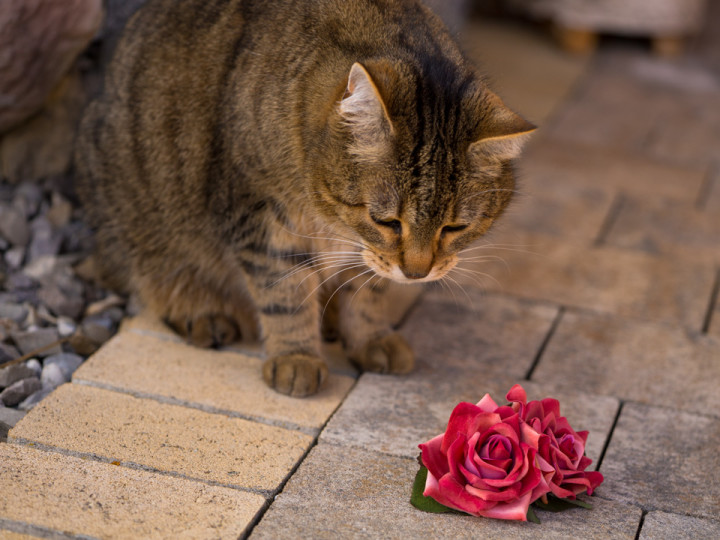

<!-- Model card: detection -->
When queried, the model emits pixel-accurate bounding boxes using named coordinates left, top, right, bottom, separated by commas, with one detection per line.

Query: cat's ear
left=338, top=62, right=395, bottom=160
left=470, top=92, right=536, bottom=162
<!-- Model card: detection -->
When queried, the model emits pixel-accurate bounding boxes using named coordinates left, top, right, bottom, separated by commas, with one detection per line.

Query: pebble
left=0, top=301, right=29, bottom=322
left=12, top=182, right=43, bottom=218
left=25, top=358, right=42, bottom=377
left=41, top=362, right=67, bottom=389
left=4, top=246, right=26, bottom=269
left=11, top=327, right=62, bottom=357
left=56, top=316, right=78, bottom=337
left=0, top=364, right=37, bottom=388
left=1, top=405, right=27, bottom=440
left=23, top=255, right=58, bottom=280
left=0, top=377, right=42, bottom=407
left=18, top=387, right=54, bottom=411
left=44, top=352, right=83, bottom=379
left=0, top=202, right=31, bottom=246
left=81, top=314, right=116, bottom=345
left=28, top=216, right=63, bottom=261
left=39, top=280, right=85, bottom=319
left=0, top=342, right=20, bottom=364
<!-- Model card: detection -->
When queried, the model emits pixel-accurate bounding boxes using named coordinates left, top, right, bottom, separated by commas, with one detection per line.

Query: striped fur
left=75, top=0, right=534, bottom=396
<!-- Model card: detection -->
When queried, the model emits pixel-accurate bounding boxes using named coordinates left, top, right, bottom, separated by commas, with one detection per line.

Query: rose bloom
left=419, top=393, right=551, bottom=520
left=507, top=385, right=604, bottom=499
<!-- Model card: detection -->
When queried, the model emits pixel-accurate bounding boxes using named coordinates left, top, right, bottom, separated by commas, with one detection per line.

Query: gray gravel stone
left=39, top=280, right=85, bottom=319
left=0, top=301, right=28, bottom=322
left=81, top=314, right=115, bottom=345
left=0, top=405, right=26, bottom=440
left=639, top=511, right=720, bottom=539
left=0, top=364, right=37, bottom=388
left=56, top=316, right=78, bottom=337
left=0, top=342, right=20, bottom=364
left=41, top=362, right=68, bottom=389
left=4, top=246, right=26, bottom=269
left=252, top=444, right=642, bottom=539
left=12, top=182, right=43, bottom=218
left=28, top=216, right=63, bottom=261
left=25, top=358, right=42, bottom=376
left=0, top=377, right=42, bottom=406
left=0, top=202, right=30, bottom=246
left=17, top=386, right=55, bottom=411
left=44, top=352, right=83, bottom=379
left=11, top=327, right=62, bottom=357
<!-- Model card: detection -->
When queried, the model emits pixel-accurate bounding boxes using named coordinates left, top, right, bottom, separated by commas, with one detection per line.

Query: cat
left=75, top=0, right=535, bottom=397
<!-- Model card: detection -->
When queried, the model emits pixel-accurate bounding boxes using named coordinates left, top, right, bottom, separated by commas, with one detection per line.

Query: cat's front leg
left=240, top=255, right=327, bottom=397
left=338, top=279, right=423, bottom=374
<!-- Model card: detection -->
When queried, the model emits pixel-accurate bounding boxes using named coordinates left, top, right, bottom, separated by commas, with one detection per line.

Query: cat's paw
left=351, top=332, right=414, bottom=374
left=165, top=313, right=239, bottom=348
left=263, top=354, right=328, bottom=397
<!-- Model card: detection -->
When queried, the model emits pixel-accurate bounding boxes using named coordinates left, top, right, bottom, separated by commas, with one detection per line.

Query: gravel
left=0, top=174, right=128, bottom=417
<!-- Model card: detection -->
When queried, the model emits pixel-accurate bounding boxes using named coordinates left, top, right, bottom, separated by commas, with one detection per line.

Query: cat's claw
left=352, top=332, right=414, bottom=374
left=263, top=354, right=328, bottom=397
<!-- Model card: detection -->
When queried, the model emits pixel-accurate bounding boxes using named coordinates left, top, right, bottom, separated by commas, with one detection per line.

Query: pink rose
left=507, top=385, right=604, bottom=499
left=419, top=394, right=550, bottom=521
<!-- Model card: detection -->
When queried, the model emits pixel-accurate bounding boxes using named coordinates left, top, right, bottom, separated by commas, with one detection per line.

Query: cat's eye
left=441, top=224, right=468, bottom=235
left=372, top=216, right=402, bottom=234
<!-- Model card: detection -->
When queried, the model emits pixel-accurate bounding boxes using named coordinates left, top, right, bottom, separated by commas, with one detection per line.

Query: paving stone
left=639, top=511, right=720, bottom=540
left=533, top=311, right=720, bottom=415
left=251, top=443, right=641, bottom=539
left=73, top=332, right=355, bottom=431
left=603, top=195, right=720, bottom=261
left=321, top=373, right=618, bottom=467
left=460, top=232, right=714, bottom=330
left=498, top=172, right=615, bottom=242
left=11, top=383, right=313, bottom=492
left=0, top=443, right=265, bottom=539
left=520, top=138, right=706, bottom=201
left=601, top=404, right=720, bottom=520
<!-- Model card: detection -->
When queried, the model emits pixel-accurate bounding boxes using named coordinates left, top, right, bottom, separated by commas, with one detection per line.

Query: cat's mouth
left=361, top=250, right=456, bottom=284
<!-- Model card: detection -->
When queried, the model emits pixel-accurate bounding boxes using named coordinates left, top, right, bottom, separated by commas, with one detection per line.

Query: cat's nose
left=400, top=265, right=430, bottom=280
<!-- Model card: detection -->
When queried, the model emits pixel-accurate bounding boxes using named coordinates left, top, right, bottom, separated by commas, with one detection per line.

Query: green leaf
left=526, top=505, right=541, bottom=524
left=410, top=466, right=456, bottom=513
left=533, top=495, right=593, bottom=512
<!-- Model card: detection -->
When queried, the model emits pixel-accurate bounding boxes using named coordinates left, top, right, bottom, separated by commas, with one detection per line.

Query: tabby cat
left=75, top=0, right=534, bottom=397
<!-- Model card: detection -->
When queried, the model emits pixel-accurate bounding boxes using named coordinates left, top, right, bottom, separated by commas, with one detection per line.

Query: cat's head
left=313, top=60, right=534, bottom=284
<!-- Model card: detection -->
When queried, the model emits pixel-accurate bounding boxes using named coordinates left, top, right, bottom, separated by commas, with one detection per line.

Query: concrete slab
left=533, top=310, right=720, bottom=415
left=320, top=374, right=618, bottom=466
left=459, top=231, right=715, bottom=331
left=72, top=332, right=355, bottom=431
left=0, top=444, right=266, bottom=539
left=601, top=403, right=720, bottom=520
left=9, top=383, right=313, bottom=492
left=250, top=443, right=642, bottom=539
left=639, top=511, right=720, bottom=540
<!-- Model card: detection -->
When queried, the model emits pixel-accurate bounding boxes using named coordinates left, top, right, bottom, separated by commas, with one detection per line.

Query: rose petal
left=477, top=490, right=534, bottom=521
left=442, top=404, right=501, bottom=454
left=419, top=434, right=448, bottom=479
left=466, top=482, right=521, bottom=502
left=506, top=384, right=527, bottom=408
left=476, top=393, right=500, bottom=413
left=424, top=473, right=498, bottom=514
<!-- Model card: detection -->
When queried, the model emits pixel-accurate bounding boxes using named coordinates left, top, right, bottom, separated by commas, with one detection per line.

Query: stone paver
left=250, top=443, right=642, bottom=539
left=600, top=403, right=720, bottom=520
left=639, top=511, right=720, bottom=540
left=459, top=232, right=715, bottom=331
left=532, top=311, right=720, bottom=415
left=519, top=138, right=707, bottom=201
left=603, top=195, right=720, bottom=261
left=73, top=331, right=355, bottom=431
left=0, top=443, right=266, bottom=539
left=10, top=383, right=312, bottom=492
left=320, top=373, right=618, bottom=466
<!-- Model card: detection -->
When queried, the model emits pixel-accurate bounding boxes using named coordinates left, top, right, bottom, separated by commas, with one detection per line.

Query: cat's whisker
left=348, top=272, right=381, bottom=307
left=297, top=263, right=368, bottom=311
left=266, top=253, right=364, bottom=288
left=443, top=273, right=475, bottom=310
left=320, top=267, right=375, bottom=321
left=458, top=254, right=509, bottom=273
left=459, top=243, right=538, bottom=256
left=450, top=265, right=502, bottom=290
left=438, top=276, right=461, bottom=310
left=295, top=259, right=366, bottom=290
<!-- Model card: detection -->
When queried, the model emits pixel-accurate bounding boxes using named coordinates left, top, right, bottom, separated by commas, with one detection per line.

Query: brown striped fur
left=75, top=0, right=534, bottom=396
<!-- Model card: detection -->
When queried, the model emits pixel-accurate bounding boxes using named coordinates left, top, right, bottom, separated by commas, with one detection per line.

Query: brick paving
left=3, top=16, right=720, bottom=540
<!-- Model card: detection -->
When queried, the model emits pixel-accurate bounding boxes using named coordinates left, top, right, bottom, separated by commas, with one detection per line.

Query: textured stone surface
left=533, top=311, right=720, bottom=414
left=11, top=383, right=312, bottom=492
left=73, top=332, right=354, bottom=430
left=519, top=138, right=706, bottom=201
left=321, top=374, right=618, bottom=466
left=0, top=377, right=42, bottom=407
left=10, top=327, right=61, bottom=357
left=604, top=195, right=720, bottom=261
left=601, top=403, right=720, bottom=519
left=0, top=364, right=36, bottom=388
left=251, top=444, right=641, bottom=539
left=0, top=444, right=265, bottom=539
left=461, top=232, right=715, bottom=330
left=639, top=512, right=720, bottom=540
